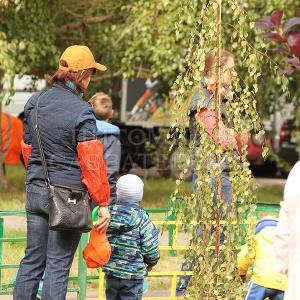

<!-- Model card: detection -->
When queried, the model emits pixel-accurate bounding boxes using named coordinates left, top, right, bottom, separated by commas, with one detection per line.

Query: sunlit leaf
left=277, top=66, right=295, bottom=76
left=270, top=47, right=289, bottom=54
left=287, top=31, right=300, bottom=55
left=285, top=57, right=300, bottom=69
left=283, top=17, right=300, bottom=33
left=255, top=21, right=273, bottom=31
left=261, top=32, right=285, bottom=42
left=270, top=10, right=283, bottom=29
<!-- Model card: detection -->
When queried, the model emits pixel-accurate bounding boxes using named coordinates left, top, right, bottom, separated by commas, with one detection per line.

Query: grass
left=0, top=164, right=26, bottom=211
left=0, top=163, right=285, bottom=292
left=1, top=229, right=26, bottom=286
left=142, top=177, right=193, bottom=208
left=256, top=185, right=283, bottom=203
left=1, top=164, right=284, bottom=210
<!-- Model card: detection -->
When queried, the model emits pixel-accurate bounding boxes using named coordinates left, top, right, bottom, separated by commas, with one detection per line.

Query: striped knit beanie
left=116, top=174, right=144, bottom=203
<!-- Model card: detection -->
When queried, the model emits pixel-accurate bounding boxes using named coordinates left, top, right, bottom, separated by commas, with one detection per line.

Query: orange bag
left=83, top=227, right=111, bottom=268
left=21, top=139, right=31, bottom=169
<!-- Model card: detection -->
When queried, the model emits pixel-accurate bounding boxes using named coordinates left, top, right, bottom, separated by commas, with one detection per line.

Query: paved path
left=2, top=215, right=26, bottom=231
left=0, top=289, right=171, bottom=299
left=256, top=177, right=286, bottom=187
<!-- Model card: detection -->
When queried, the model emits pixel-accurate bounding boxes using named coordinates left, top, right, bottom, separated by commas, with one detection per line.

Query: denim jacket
left=24, top=83, right=97, bottom=189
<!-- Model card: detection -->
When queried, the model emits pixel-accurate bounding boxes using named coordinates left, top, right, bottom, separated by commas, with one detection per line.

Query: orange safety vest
left=1, top=113, right=23, bottom=164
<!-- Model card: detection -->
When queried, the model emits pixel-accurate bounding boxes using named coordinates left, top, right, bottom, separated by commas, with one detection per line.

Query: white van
left=2, top=75, right=46, bottom=119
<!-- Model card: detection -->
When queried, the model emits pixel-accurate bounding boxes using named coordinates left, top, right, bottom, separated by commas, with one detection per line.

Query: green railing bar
left=69, top=275, right=99, bottom=281
left=256, top=202, right=280, bottom=207
left=66, top=288, right=80, bottom=292
left=0, top=218, right=3, bottom=286
left=78, top=233, right=88, bottom=300
left=0, top=290, right=14, bottom=295
left=167, top=197, right=176, bottom=257
left=86, top=275, right=99, bottom=280
left=146, top=208, right=168, bottom=213
left=0, top=283, right=14, bottom=289
left=0, top=264, right=20, bottom=269
left=0, top=211, right=26, bottom=216
left=0, top=237, right=26, bottom=242
left=257, top=207, right=280, bottom=213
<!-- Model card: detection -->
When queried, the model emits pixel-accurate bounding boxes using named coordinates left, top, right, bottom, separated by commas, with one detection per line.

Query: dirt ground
left=0, top=289, right=171, bottom=299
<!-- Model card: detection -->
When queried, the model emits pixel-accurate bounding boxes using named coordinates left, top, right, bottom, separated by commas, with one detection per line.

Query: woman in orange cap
left=14, top=45, right=111, bottom=300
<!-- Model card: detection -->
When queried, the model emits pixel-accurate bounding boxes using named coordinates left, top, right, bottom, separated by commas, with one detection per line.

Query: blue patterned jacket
left=102, top=202, right=160, bottom=280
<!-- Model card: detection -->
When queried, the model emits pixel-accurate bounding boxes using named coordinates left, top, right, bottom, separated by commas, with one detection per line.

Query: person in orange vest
left=1, top=113, right=23, bottom=172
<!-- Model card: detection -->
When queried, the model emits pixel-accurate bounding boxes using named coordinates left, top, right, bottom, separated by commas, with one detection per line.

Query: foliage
left=118, top=1, right=295, bottom=117
left=0, top=0, right=129, bottom=99
left=1, top=0, right=298, bottom=116
left=256, top=9, right=300, bottom=75
left=120, top=0, right=289, bottom=298
left=256, top=8, right=300, bottom=158
left=0, top=1, right=58, bottom=100
left=0, top=33, right=17, bottom=102
left=0, top=0, right=59, bottom=187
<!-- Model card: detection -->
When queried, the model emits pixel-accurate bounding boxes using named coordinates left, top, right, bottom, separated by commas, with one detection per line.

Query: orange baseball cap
left=59, top=45, right=107, bottom=72
left=83, top=227, right=111, bottom=268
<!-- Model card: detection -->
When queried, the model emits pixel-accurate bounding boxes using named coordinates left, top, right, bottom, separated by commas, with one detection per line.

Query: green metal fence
left=0, top=199, right=280, bottom=299
left=0, top=207, right=170, bottom=300
left=0, top=210, right=90, bottom=299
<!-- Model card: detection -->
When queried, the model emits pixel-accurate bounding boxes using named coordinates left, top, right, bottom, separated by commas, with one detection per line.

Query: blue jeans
left=13, top=182, right=81, bottom=300
left=105, top=275, right=143, bottom=300
left=244, top=281, right=284, bottom=300
left=176, top=172, right=232, bottom=296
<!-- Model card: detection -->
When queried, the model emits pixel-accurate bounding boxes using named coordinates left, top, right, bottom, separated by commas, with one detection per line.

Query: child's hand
left=147, top=266, right=153, bottom=272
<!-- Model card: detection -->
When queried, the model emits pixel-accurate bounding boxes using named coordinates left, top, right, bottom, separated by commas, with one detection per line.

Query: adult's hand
left=240, top=275, right=246, bottom=284
left=95, top=206, right=110, bottom=233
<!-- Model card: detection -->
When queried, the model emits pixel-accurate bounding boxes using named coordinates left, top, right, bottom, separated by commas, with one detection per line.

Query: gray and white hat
left=116, top=174, right=144, bottom=203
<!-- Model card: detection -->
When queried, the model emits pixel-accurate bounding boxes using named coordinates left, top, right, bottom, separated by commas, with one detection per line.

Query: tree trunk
left=214, top=1, right=222, bottom=284
left=0, top=83, right=8, bottom=190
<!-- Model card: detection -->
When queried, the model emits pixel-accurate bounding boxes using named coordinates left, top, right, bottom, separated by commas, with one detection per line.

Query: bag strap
left=34, top=91, right=52, bottom=193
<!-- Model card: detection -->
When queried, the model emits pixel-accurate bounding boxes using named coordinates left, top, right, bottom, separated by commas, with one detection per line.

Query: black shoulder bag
left=34, top=92, right=92, bottom=233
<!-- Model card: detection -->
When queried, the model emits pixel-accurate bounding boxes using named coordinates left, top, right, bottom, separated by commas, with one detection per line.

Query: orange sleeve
left=195, top=109, right=240, bottom=152
left=235, top=127, right=249, bottom=154
left=77, top=139, right=110, bottom=206
left=21, top=139, right=31, bottom=169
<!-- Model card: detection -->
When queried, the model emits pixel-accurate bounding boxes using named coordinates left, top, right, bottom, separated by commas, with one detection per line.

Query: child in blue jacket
left=89, top=92, right=121, bottom=204
left=102, top=174, right=160, bottom=300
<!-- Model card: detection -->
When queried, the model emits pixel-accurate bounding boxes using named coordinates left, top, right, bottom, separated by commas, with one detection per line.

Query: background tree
left=118, top=0, right=297, bottom=114
left=0, top=0, right=57, bottom=188
left=256, top=9, right=300, bottom=156
left=2, top=0, right=297, bottom=114
left=0, top=0, right=125, bottom=187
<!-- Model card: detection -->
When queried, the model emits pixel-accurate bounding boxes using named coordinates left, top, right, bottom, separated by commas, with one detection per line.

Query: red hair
left=48, top=60, right=95, bottom=92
